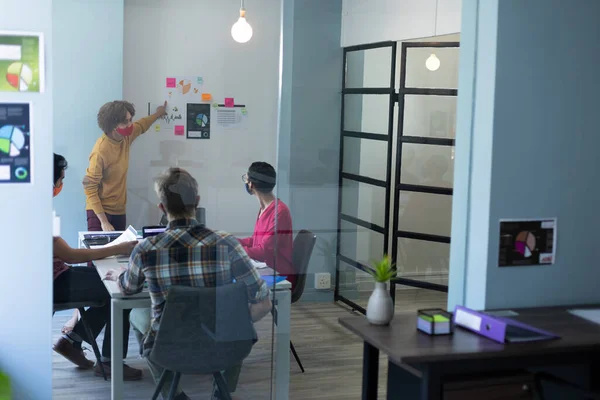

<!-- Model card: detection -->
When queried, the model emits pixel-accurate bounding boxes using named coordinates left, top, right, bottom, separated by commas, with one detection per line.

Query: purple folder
left=453, top=305, right=559, bottom=344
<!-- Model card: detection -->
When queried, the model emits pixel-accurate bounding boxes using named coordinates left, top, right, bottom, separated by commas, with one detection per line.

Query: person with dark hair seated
left=239, top=162, right=296, bottom=288
left=52, top=153, right=142, bottom=380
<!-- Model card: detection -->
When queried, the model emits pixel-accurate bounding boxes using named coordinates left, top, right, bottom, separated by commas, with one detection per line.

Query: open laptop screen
left=142, top=226, right=167, bottom=238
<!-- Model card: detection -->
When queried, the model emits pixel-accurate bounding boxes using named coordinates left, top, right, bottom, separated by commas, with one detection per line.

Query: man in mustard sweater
left=84, top=100, right=167, bottom=232
left=62, top=101, right=167, bottom=337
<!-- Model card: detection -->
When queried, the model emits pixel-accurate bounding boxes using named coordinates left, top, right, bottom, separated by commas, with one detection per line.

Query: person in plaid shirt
left=104, top=168, right=271, bottom=400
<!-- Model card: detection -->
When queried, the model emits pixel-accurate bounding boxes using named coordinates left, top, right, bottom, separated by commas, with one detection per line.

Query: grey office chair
left=149, top=283, right=256, bottom=400
left=160, top=207, right=206, bottom=226
left=272, top=230, right=317, bottom=373
left=53, top=301, right=107, bottom=380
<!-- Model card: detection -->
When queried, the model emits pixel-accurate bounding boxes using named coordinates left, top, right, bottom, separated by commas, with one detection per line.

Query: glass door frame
left=334, top=41, right=397, bottom=313
left=390, top=41, right=460, bottom=296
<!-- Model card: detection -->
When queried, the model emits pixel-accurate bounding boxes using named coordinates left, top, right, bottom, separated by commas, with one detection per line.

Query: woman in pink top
left=239, top=162, right=296, bottom=289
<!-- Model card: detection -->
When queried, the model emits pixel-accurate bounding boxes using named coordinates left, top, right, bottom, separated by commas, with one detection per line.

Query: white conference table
left=78, top=231, right=292, bottom=400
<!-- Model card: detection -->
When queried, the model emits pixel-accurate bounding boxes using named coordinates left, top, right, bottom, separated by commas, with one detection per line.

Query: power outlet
left=315, top=273, right=331, bottom=290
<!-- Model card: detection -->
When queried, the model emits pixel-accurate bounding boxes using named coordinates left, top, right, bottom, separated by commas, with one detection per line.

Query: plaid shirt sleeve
left=226, top=235, right=270, bottom=303
left=118, top=244, right=146, bottom=295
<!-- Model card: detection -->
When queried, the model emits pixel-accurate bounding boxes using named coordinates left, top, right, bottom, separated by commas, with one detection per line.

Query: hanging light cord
left=434, top=0, right=438, bottom=37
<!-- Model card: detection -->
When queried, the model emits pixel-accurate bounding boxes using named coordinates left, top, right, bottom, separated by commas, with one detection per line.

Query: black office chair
left=53, top=302, right=107, bottom=380
left=149, top=283, right=256, bottom=400
left=160, top=207, right=206, bottom=226
left=272, top=230, right=317, bottom=373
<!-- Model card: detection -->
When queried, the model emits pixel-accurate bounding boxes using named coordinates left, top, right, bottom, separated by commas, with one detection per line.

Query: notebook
left=262, top=275, right=287, bottom=285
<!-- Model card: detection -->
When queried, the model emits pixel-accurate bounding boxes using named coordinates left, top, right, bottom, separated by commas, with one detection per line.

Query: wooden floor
left=53, top=290, right=446, bottom=399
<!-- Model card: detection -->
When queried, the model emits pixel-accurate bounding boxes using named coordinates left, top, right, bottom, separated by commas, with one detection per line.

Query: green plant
left=366, top=255, right=396, bottom=283
left=0, top=371, right=10, bottom=400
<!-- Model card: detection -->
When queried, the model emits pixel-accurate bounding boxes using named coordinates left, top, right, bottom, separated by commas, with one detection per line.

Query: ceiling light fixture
left=231, top=0, right=253, bottom=44
left=426, top=0, right=441, bottom=72
left=426, top=54, right=441, bottom=71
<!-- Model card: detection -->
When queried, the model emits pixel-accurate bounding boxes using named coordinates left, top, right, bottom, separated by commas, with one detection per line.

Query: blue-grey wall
left=0, top=0, right=53, bottom=397
left=450, top=0, right=600, bottom=310
left=486, top=0, right=600, bottom=308
left=53, top=0, right=124, bottom=246
left=277, top=0, right=343, bottom=301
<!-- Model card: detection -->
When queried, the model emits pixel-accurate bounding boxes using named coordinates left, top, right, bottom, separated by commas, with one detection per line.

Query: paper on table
left=251, top=260, right=268, bottom=269
left=92, top=225, right=138, bottom=249
left=568, top=309, right=600, bottom=325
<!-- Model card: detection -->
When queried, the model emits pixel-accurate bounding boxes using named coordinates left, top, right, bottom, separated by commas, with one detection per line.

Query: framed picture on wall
left=498, top=218, right=557, bottom=267
left=0, top=102, right=31, bottom=183
left=0, top=31, right=44, bottom=93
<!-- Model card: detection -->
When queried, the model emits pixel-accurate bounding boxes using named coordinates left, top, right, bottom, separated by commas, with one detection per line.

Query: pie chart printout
left=498, top=220, right=556, bottom=267
left=196, top=114, right=208, bottom=127
left=515, top=231, right=536, bottom=258
left=0, top=33, right=41, bottom=93
left=0, top=103, right=31, bottom=183
left=186, top=103, right=211, bottom=139
left=0, top=125, right=26, bottom=157
left=6, top=62, right=33, bottom=92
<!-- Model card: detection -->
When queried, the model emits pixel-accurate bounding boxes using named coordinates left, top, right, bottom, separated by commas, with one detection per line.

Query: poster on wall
left=186, top=103, right=211, bottom=139
left=498, top=219, right=557, bottom=267
left=0, top=32, right=44, bottom=93
left=0, top=103, right=31, bottom=183
left=214, top=104, right=247, bottom=129
left=162, top=76, right=203, bottom=134
left=148, top=102, right=182, bottom=135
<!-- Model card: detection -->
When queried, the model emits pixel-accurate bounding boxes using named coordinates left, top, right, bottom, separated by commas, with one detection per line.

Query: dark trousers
left=86, top=210, right=127, bottom=231
left=54, top=267, right=131, bottom=358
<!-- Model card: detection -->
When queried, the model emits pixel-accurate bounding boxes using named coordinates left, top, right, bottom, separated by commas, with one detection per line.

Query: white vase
left=366, top=282, right=394, bottom=325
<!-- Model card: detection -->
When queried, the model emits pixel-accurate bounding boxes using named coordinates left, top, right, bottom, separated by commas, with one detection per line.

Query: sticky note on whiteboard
left=166, top=77, right=176, bottom=88
left=202, top=93, right=212, bottom=101
left=174, top=125, right=185, bottom=136
left=224, top=98, right=234, bottom=108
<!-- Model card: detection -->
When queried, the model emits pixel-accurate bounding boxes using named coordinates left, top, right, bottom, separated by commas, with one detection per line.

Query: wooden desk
left=340, top=306, right=600, bottom=399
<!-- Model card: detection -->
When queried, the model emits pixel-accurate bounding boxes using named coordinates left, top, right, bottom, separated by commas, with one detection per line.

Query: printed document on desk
left=251, top=260, right=268, bottom=269
left=90, top=225, right=138, bottom=249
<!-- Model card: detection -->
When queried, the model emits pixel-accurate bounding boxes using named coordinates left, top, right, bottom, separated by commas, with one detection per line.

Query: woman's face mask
left=115, top=124, right=134, bottom=136
left=53, top=183, right=63, bottom=197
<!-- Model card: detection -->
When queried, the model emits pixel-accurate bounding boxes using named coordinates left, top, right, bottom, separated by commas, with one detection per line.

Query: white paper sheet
left=90, top=225, right=138, bottom=249
left=251, top=260, right=268, bottom=269
left=215, top=106, right=247, bottom=129
left=568, top=309, right=600, bottom=325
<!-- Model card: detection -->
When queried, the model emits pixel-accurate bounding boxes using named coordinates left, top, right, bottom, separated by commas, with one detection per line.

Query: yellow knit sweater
left=83, top=116, right=154, bottom=215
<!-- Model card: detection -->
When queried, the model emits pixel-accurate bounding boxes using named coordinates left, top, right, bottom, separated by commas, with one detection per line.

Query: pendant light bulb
left=425, top=53, right=440, bottom=71
left=231, top=7, right=253, bottom=43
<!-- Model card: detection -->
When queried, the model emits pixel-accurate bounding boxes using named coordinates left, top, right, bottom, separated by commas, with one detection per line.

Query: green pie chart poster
left=0, top=32, right=43, bottom=93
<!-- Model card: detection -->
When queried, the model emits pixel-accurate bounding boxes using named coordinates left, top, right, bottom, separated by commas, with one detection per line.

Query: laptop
left=142, top=226, right=167, bottom=238
left=82, top=232, right=122, bottom=248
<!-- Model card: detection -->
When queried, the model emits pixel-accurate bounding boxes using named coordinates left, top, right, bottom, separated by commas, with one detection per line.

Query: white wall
left=0, top=1, right=53, bottom=398
left=124, top=0, right=280, bottom=235
left=341, top=0, right=462, bottom=47
left=53, top=0, right=124, bottom=246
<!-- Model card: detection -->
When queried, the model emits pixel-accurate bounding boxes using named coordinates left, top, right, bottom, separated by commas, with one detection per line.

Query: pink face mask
left=116, top=124, right=134, bottom=136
